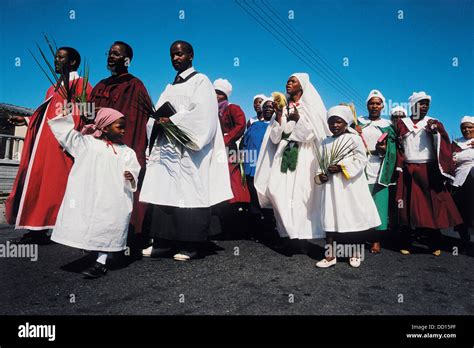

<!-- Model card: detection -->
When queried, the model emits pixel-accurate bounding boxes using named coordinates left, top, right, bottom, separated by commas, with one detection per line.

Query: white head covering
left=260, top=97, right=273, bottom=109
left=254, top=72, right=330, bottom=208
left=390, top=106, right=407, bottom=117
left=460, top=116, right=474, bottom=125
left=327, top=105, right=353, bottom=125
left=253, top=94, right=266, bottom=102
left=366, top=89, right=385, bottom=106
left=289, top=73, right=331, bottom=141
left=213, top=78, right=232, bottom=98
left=409, top=91, right=431, bottom=109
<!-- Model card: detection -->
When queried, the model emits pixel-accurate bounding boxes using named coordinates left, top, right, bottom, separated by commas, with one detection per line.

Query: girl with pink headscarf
left=47, top=107, right=141, bottom=278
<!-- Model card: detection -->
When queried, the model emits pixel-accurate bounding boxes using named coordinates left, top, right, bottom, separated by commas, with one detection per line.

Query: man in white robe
left=140, top=41, right=232, bottom=261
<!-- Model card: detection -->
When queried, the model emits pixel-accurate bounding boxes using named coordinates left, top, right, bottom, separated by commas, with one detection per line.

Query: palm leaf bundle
left=315, top=136, right=356, bottom=176
left=136, top=93, right=197, bottom=151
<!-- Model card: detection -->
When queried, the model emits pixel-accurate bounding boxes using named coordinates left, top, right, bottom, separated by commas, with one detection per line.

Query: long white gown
left=47, top=114, right=141, bottom=252
left=254, top=73, right=330, bottom=240
left=318, top=133, right=381, bottom=232
left=265, top=105, right=325, bottom=239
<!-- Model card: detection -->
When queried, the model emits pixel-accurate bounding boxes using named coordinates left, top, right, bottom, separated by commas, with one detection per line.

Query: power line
left=260, top=0, right=367, bottom=105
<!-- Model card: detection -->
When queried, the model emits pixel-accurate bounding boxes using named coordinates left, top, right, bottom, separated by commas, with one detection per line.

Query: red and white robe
left=395, top=116, right=462, bottom=229
left=5, top=72, right=92, bottom=230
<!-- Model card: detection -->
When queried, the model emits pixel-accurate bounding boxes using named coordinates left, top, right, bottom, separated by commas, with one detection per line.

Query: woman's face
left=367, top=97, right=383, bottom=119
left=254, top=97, right=263, bottom=113
left=262, top=101, right=274, bottom=120
left=461, top=122, right=474, bottom=139
left=286, top=76, right=302, bottom=96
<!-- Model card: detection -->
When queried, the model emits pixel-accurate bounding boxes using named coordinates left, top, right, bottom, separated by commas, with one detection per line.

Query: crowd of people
left=5, top=40, right=473, bottom=278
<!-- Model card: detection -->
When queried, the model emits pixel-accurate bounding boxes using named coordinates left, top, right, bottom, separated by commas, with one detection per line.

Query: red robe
left=5, top=78, right=92, bottom=229
left=395, top=117, right=462, bottom=229
left=218, top=104, right=250, bottom=203
left=89, top=73, right=151, bottom=234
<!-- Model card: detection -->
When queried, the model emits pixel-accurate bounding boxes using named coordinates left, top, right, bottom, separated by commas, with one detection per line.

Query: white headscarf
left=254, top=72, right=329, bottom=208
left=409, top=91, right=431, bottom=109
left=253, top=94, right=266, bottom=102
left=390, top=106, right=407, bottom=117
left=366, top=89, right=385, bottom=107
left=213, top=78, right=232, bottom=98
left=327, top=105, right=353, bottom=124
left=460, top=116, right=474, bottom=125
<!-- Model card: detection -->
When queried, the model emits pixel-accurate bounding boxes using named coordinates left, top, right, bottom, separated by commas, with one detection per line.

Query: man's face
left=170, top=43, right=193, bottom=72
left=54, top=49, right=71, bottom=74
left=107, top=44, right=127, bottom=73
left=254, top=98, right=263, bottom=113
left=461, top=122, right=474, bottom=139
left=367, top=97, right=383, bottom=119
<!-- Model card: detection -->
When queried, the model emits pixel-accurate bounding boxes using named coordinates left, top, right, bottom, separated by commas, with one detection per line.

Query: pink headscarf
left=81, top=107, right=124, bottom=138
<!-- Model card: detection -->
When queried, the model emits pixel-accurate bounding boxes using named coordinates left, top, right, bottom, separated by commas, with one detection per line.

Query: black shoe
left=150, top=247, right=175, bottom=258
left=81, top=262, right=108, bottom=279
left=9, top=232, right=51, bottom=245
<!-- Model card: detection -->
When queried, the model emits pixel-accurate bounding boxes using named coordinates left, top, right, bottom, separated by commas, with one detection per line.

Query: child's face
left=328, top=116, right=347, bottom=136
left=103, top=118, right=126, bottom=143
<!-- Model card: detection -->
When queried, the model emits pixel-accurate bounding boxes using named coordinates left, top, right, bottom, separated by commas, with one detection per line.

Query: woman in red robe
left=212, top=78, right=250, bottom=239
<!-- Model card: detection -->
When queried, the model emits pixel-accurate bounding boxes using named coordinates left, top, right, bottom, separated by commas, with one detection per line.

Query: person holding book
left=140, top=40, right=232, bottom=261
left=6, top=46, right=92, bottom=244
left=48, top=107, right=141, bottom=279
left=315, top=105, right=381, bottom=268
left=395, top=91, right=462, bottom=256
left=356, top=90, right=396, bottom=254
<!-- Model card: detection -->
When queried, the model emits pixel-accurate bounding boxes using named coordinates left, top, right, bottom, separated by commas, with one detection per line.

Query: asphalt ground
left=1, top=225, right=473, bottom=316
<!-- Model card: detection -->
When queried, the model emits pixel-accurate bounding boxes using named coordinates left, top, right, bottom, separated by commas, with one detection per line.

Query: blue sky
left=1, top=0, right=472, bottom=138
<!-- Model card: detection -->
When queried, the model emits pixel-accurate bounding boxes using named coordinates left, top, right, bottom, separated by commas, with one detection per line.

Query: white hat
left=260, top=97, right=273, bottom=109
left=390, top=106, right=407, bottom=117
left=213, top=78, right=232, bottom=98
left=327, top=105, right=354, bottom=125
left=253, top=94, right=266, bottom=102
left=366, top=89, right=385, bottom=106
left=409, top=91, right=431, bottom=109
left=460, top=116, right=474, bottom=124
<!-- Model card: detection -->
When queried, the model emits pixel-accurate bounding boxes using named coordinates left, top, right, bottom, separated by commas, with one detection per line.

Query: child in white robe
left=48, top=107, right=141, bottom=278
left=315, top=105, right=381, bottom=268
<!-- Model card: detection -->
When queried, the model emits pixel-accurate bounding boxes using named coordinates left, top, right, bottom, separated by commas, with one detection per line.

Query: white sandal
left=315, top=258, right=337, bottom=268
left=349, top=257, right=361, bottom=268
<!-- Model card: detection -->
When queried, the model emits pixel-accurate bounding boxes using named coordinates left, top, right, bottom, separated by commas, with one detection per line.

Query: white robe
left=453, top=137, right=474, bottom=187
left=264, top=104, right=325, bottom=239
left=318, top=133, right=381, bottom=233
left=47, top=114, right=141, bottom=252
left=358, top=117, right=392, bottom=185
left=140, top=67, right=232, bottom=208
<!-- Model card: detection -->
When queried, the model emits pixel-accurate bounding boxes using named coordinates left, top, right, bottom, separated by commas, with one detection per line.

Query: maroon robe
left=89, top=73, right=151, bottom=234
left=395, top=117, right=462, bottom=229
left=218, top=103, right=250, bottom=203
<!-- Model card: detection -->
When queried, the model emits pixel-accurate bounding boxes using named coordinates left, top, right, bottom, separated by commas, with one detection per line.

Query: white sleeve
left=123, top=148, right=141, bottom=192
left=47, top=114, right=89, bottom=157
left=288, top=114, right=316, bottom=142
left=338, top=135, right=369, bottom=179
left=169, top=77, right=218, bottom=151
